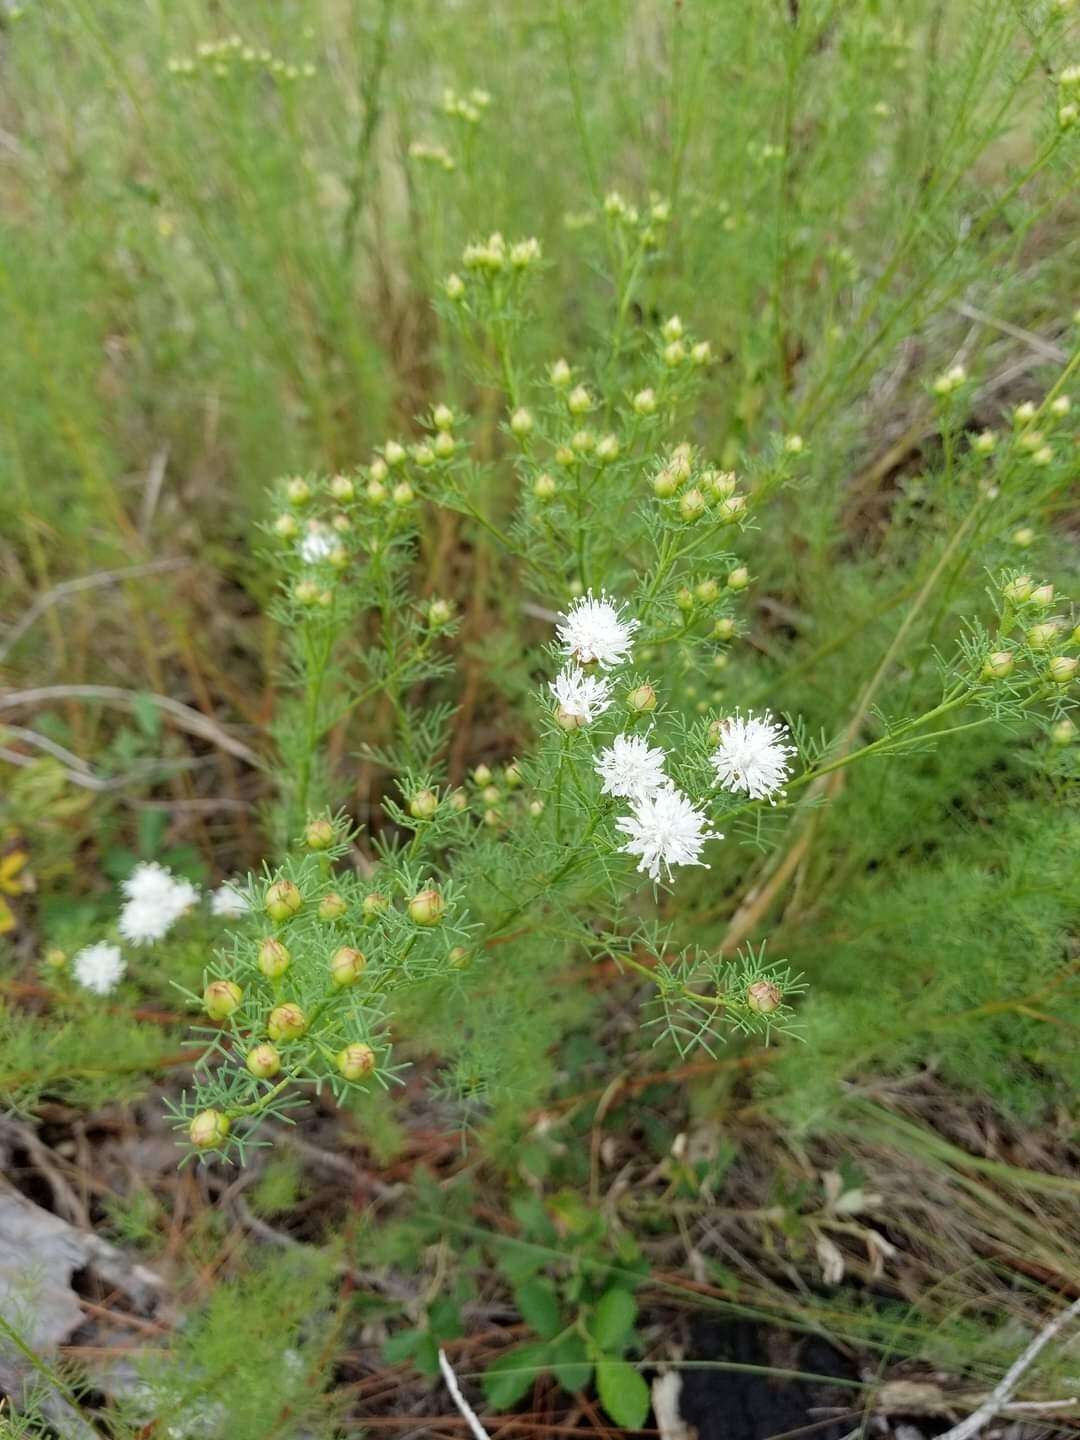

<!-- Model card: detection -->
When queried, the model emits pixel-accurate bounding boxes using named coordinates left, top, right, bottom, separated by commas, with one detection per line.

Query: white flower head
left=299, top=524, right=335, bottom=565
left=118, top=863, right=199, bottom=945
left=710, top=710, right=796, bottom=801
left=616, top=787, right=719, bottom=884
left=73, top=942, right=126, bottom=995
left=595, top=733, right=670, bottom=804
left=550, top=664, right=613, bottom=726
left=556, top=590, right=639, bottom=670
left=210, top=882, right=250, bottom=919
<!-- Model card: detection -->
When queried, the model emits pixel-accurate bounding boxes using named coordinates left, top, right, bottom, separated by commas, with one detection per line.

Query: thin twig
left=438, top=1348, right=491, bottom=1440
left=936, top=1296, right=1080, bottom=1440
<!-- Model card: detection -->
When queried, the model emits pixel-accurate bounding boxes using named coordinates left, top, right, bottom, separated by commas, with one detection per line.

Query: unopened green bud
left=428, top=597, right=454, bottom=627
left=626, top=682, right=657, bottom=713
left=274, top=512, right=300, bottom=539
left=258, top=937, right=291, bottom=978
left=727, top=565, right=750, bottom=591
left=329, top=545, right=349, bottom=570
left=483, top=807, right=501, bottom=827
left=383, top=440, right=406, bottom=467
left=472, top=763, right=493, bottom=786
left=717, top=493, right=747, bottom=525
left=413, top=444, right=436, bottom=468
left=362, top=891, right=389, bottom=920
left=783, top=434, right=804, bottom=455
left=1048, top=655, right=1078, bottom=683
left=633, top=387, right=657, bottom=416
left=596, top=434, right=620, bottom=464
left=444, top=272, right=465, bottom=301
left=510, top=407, right=534, bottom=437
left=190, top=1109, right=231, bottom=1149
left=1014, top=401, right=1037, bottom=425
left=1013, top=527, right=1035, bottom=547
left=550, top=357, right=572, bottom=387
left=265, top=880, right=302, bottom=922
left=529, top=798, right=545, bottom=816
left=1003, top=574, right=1034, bottom=603
left=433, top=403, right=454, bottom=430
left=433, top=430, right=455, bottom=459
left=746, top=979, right=782, bottom=1014
left=392, top=481, right=413, bottom=506
left=691, top=340, right=712, bottom=366
left=329, top=946, right=367, bottom=987
left=705, top=469, right=737, bottom=499
left=695, top=578, right=720, bottom=605
left=567, top=385, right=592, bottom=415
left=1050, top=394, right=1071, bottom=417
left=1051, top=717, right=1077, bottom=745
left=712, top=616, right=736, bottom=641
left=981, top=651, right=1014, bottom=680
left=1030, top=584, right=1054, bottom=607
left=479, top=784, right=499, bottom=806
left=555, top=444, right=575, bottom=466
left=448, top=787, right=468, bottom=810
left=366, top=478, right=387, bottom=504
left=504, top=761, right=522, bottom=788
left=675, top=586, right=695, bottom=613
left=652, top=466, right=680, bottom=498
left=246, top=1043, right=281, bottom=1079
left=204, top=980, right=243, bottom=1020
left=679, top=487, right=706, bottom=521
left=408, top=888, right=445, bottom=926
left=329, top=474, right=354, bottom=501
left=44, top=946, right=67, bottom=970
left=571, top=428, right=594, bottom=455
left=294, top=579, right=321, bottom=606
left=409, top=788, right=439, bottom=820
left=267, top=1002, right=308, bottom=1042
left=534, top=472, right=557, bottom=500
left=662, top=315, right=684, bottom=342
left=1028, top=621, right=1060, bottom=649
left=318, top=892, right=348, bottom=921
left=305, top=818, right=335, bottom=850
left=971, top=429, right=996, bottom=454
left=286, top=477, right=311, bottom=505
left=337, top=1043, right=376, bottom=1080
left=448, top=946, right=470, bottom=969
left=663, top=339, right=686, bottom=367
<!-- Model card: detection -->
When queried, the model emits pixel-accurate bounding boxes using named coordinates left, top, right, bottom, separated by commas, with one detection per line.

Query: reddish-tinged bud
left=265, top=880, right=302, bottom=921
left=246, top=1043, right=281, bottom=1079
left=258, top=937, right=291, bottom=978
left=190, top=1109, right=231, bottom=1148
left=337, top=1043, right=376, bottom=1080
left=204, top=980, right=242, bottom=1020
left=267, top=1003, right=308, bottom=1042
left=746, top=980, right=782, bottom=1014
left=329, top=946, right=367, bottom=988
left=408, top=888, right=445, bottom=926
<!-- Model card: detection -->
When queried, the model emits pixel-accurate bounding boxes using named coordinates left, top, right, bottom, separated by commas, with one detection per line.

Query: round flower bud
left=533, top=472, right=557, bottom=501
left=317, top=590, right=333, bottom=608
left=727, top=565, right=750, bottom=591
left=246, top=1043, right=281, bottom=1079
left=267, top=1002, right=308, bottom=1042
left=392, top=481, right=414, bottom=506
left=691, top=340, right=712, bottom=366
left=652, top=466, right=680, bottom=498
left=444, top=272, right=465, bottom=301
left=433, top=403, right=454, bottom=430
left=264, top=880, right=302, bottom=922
left=971, top=429, right=996, bottom=454
left=571, top=428, right=595, bottom=455
left=679, top=487, right=706, bottom=521
left=550, top=358, right=572, bottom=388
left=1027, top=621, right=1060, bottom=649
left=329, top=545, right=349, bottom=570
left=337, top=1043, right=376, bottom=1081
left=567, top=385, right=592, bottom=415
left=286, top=477, right=311, bottom=506
left=633, top=388, right=657, bottom=416
left=481, top=784, right=500, bottom=805
left=305, top=818, right=335, bottom=851
left=258, top=937, right=291, bottom=978
left=504, top=761, right=522, bottom=788
left=318, top=892, right=348, bottom=922
left=428, top=597, right=454, bottom=627
left=1014, top=401, right=1037, bottom=425
left=1050, top=394, right=1071, bottom=417
left=706, top=469, right=737, bottom=499
left=433, top=430, right=455, bottom=459
left=662, top=315, right=684, bottom=342
left=1013, top=527, right=1035, bottom=547
left=362, top=891, right=389, bottom=920
left=746, top=979, right=782, bottom=1014
left=190, top=1109, right=230, bottom=1149
left=510, top=407, right=534, bottom=437
left=1031, top=584, right=1054, bottom=607
left=1032, top=446, right=1053, bottom=466
left=329, top=946, right=367, bottom=987
left=783, top=434, right=804, bottom=455
left=204, top=979, right=243, bottom=1020
left=44, top=946, right=67, bottom=970
left=472, top=763, right=493, bottom=786
left=556, top=704, right=584, bottom=730
left=1051, top=717, right=1076, bottom=746
left=529, top=798, right=545, bottom=816
left=626, top=682, right=657, bottom=713
left=295, top=580, right=321, bottom=606
left=449, top=946, right=470, bottom=969
left=409, top=788, right=439, bottom=820
left=712, top=616, right=736, bottom=641
left=663, top=339, right=686, bottom=367
left=675, top=586, right=695, bottom=613
left=366, top=478, right=387, bottom=505
left=1019, top=428, right=1044, bottom=453
left=408, top=888, right=445, bottom=926
left=596, top=434, right=620, bottom=464
left=554, top=445, right=575, bottom=466
left=670, top=445, right=692, bottom=479
left=981, top=651, right=1014, bottom=680
left=449, top=787, right=467, bottom=810
left=329, top=474, right=354, bottom=501
left=695, top=578, right=720, bottom=605
left=333, top=512, right=351, bottom=533
left=711, top=653, right=728, bottom=672
left=1003, top=574, right=1034, bottom=603
left=413, top=444, right=436, bottom=468
left=1048, top=655, right=1078, bottom=683
left=274, top=512, right=300, bottom=539
left=483, top=807, right=501, bottom=827
left=383, top=440, right=406, bottom=467
left=717, top=494, right=747, bottom=525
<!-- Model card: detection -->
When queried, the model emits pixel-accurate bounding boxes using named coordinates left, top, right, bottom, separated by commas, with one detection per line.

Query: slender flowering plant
left=163, top=203, right=1077, bottom=1162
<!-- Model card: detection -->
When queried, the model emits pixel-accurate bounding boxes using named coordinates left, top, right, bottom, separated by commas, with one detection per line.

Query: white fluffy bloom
left=616, top=787, right=719, bottom=884
left=556, top=590, right=639, bottom=670
left=210, top=882, right=250, bottom=918
left=73, top=942, right=126, bottom=995
left=118, top=863, right=199, bottom=945
left=710, top=710, right=796, bottom=801
left=299, top=525, right=335, bottom=565
left=550, top=664, right=613, bottom=726
left=595, top=733, right=670, bottom=803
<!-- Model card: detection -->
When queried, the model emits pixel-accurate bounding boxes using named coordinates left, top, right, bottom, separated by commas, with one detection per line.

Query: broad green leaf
left=381, top=1328, right=423, bottom=1365
left=596, top=1356, right=650, bottom=1429
left=548, top=1331, right=591, bottom=1393
left=591, top=1288, right=637, bottom=1353
left=513, top=1278, right=561, bottom=1340
left=483, top=1341, right=548, bottom=1409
